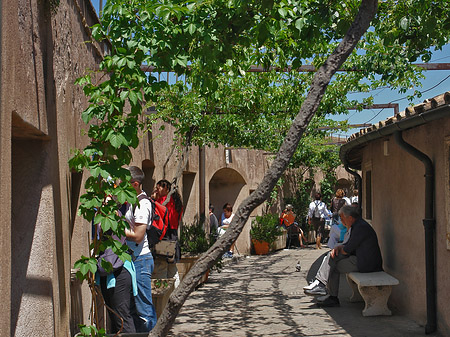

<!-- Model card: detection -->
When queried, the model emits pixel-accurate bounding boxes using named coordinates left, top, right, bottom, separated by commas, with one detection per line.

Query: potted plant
left=177, top=218, right=217, bottom=285
left=250, top=214, right=283, bottom=255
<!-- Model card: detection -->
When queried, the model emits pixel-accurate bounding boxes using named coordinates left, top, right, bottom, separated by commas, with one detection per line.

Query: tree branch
left=150, top=1, right=378, bottom=335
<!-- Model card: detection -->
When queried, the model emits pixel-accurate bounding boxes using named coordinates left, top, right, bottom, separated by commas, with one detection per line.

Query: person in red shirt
left=282, top=204, right=306, bottom=248
left=151, top=179, right=183, bottom=279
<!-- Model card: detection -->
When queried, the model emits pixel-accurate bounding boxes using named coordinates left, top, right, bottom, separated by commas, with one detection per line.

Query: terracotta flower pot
left=252, top=239, right=270, bottom=255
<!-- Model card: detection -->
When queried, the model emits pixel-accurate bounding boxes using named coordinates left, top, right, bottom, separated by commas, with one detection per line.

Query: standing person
left=343, top=189, right=351, bottom=206
left=317, top=205, right=383, bottom=307
left=124, top=166, right=157, bottom=332
left=330, top=189, right=347, bottom=226
left=209, top=204, right=219, bottom=238
left=96, top=200, right=139, bottom=333
left=307, top=193, right=329, bottom=249
left=152, top=179, right=183, bottom=279
left=219, top=203, right=235, bottom=258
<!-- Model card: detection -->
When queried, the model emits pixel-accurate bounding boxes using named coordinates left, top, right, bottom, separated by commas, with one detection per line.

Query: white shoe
left=304, top=283, right=327, bottom=296
left=303, top=279, right=320, bottom=290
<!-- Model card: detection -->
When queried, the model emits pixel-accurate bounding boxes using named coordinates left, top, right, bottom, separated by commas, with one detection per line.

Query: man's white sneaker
left=304, top=283, right=327, bottom=296
left=303, top=279, right=320, bottom=291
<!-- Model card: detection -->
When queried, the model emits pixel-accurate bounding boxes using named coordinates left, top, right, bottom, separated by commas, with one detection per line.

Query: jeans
left=133, top=253, right=157, bottom=332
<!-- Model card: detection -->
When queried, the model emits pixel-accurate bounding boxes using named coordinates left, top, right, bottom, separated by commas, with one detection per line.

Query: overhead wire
left=353, top=73, right=450, bottom=125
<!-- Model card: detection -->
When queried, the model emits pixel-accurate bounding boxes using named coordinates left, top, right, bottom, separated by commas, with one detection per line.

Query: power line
left=347, top=74, right=450, bottom=126
left=364, top=108, right=386, bottom=124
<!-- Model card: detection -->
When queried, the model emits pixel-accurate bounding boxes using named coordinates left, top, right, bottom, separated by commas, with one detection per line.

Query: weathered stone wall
left=1, top=0, right=104, bottom=335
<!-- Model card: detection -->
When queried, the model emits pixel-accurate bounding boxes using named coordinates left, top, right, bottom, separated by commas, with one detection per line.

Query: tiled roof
left=346, top=91, right=450, bottom=143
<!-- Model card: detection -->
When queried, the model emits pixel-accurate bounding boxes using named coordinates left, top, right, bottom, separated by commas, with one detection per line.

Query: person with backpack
left=307, top=192, right=329, bottom=249
left=96, top=196, right=139, bottom=334
left=330, top=188, right=349, bottom=225
left=124, top=166, right=157, bottom=332
left=151, top=179, right=183, bottom=279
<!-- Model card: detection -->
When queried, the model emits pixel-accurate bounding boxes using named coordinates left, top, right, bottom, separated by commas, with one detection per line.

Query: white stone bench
left=346, top=271, right=399, bottom=317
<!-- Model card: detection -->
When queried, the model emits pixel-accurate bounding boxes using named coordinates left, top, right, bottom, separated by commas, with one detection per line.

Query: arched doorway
left=335, top=178, right=352, bottom=197
left=209, top=168, right=246, bottom=223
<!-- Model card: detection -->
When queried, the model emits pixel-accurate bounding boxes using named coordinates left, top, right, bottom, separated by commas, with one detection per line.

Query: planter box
left=151, top=278, right=175, bottom=319
left=176, top=255, right=199, bottom=282
left=176, top=255, right=209, bottom=287
left=271, top=229, right=287, bottom=251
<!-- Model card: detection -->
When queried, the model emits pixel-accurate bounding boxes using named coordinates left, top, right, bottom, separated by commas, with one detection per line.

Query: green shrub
left=179, top=218, right=212, bottom=255
left=250, top=213, right=283, bottom=245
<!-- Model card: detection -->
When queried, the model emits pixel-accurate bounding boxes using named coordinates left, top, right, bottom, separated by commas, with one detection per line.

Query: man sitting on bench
left=317, top=205, right=383, bottom=307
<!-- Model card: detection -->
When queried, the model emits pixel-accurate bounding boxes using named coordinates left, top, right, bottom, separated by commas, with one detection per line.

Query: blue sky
left=335, top=44, right=450, bottom=136
left=90, top=1, right=450, bottom=136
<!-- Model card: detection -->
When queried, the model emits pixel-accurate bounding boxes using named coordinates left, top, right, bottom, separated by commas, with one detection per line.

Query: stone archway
left=209, top=167, right=248, bottom=253
left=209, top=168, right=246, bottom=221
left=335, top=178, right=353, bottom=197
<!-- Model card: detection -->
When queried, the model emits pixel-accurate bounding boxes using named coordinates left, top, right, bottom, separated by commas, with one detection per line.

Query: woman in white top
left=218, top=203, right=235, bottom=257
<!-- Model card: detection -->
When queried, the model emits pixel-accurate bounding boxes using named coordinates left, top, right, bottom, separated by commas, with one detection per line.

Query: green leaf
left=81, top=106, right=95, bottom=123
left=116, top=188, right=135, bottom=204
left=400, top=17, right=409, bottom=30
left=278, top=7, right=287, bottom=18
left=295, top=18, right=306, bottom=32
left=187, top=23, right=196, bottom=35
left=129, top=90, right=138, bottom=106
left=120, top=90, right=128, bottom=101
left=108, top=132, right=127, bottom=149
left=91, top=25, right=103, bottom=40
left=177, top=55, right=188, bottom=67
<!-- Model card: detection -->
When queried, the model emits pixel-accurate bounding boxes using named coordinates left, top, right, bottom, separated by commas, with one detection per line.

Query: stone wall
left=1, top=0, right=104, bottom=335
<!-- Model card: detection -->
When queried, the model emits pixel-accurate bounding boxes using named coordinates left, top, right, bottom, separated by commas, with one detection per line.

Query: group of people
left=97, top=166, right=183, bottom=334
left=303, top=203, right=383, bottom=308
left=280, top=188, right=358, bottom=250
left=307, top=188, right=358, bottom=249
left=300, top=188, right=383, bottom=309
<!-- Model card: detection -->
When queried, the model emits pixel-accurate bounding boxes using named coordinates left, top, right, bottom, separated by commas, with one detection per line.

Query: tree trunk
left=150, top=1, right=378, bottom=335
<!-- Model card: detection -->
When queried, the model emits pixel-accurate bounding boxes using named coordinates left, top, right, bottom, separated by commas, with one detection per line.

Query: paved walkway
left=169, top=246, right=428, bottom=337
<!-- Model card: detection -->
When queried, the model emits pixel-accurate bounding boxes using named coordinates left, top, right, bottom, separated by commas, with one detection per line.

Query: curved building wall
left=358, top=117, right=450, bottom=334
